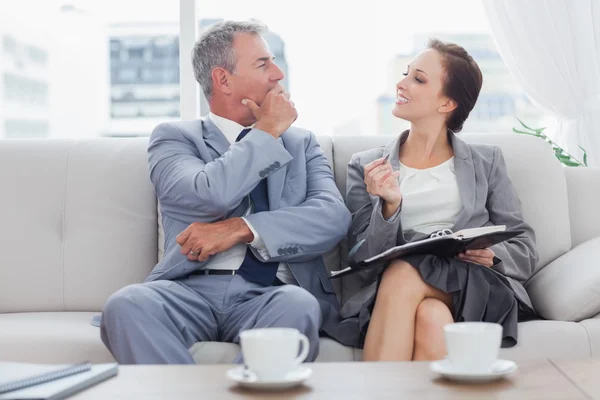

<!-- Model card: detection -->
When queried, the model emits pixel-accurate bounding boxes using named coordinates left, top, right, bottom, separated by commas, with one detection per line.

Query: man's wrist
left=235, top=218, right=255, bottom=243
left=254, top=120, right=283, bottom=138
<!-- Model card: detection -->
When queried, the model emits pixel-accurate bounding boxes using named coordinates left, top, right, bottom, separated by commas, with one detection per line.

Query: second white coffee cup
left=240, top=327, right=310, bottom=381
left=444, top=322, right=502, bottom=373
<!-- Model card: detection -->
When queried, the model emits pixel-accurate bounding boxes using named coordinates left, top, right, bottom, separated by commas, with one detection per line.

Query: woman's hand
left=364, top=156, right=402, bottom=210
left=457, top=248, right=495, bottom=267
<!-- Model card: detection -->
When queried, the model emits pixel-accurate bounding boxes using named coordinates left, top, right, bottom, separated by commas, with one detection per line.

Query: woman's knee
left=415, top=298, right=453, bottom=337
left=378, top=260, right=424, bottom=299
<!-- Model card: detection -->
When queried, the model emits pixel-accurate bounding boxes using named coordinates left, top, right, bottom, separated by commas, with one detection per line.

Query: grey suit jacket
left=145, top=118, right=356, bottom=345
left=342, top=130, right=538, bottom=318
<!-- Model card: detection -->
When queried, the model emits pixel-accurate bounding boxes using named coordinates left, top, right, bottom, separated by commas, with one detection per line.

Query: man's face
left=228, top=32, right=285, bottom=122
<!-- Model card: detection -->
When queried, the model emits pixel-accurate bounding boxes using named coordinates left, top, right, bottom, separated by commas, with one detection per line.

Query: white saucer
left=226, top=365, right=312, bottom=390
left=430, top=359, right=518, bottom=383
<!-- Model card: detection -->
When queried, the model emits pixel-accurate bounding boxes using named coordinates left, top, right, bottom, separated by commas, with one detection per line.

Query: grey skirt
left=354, top=254, right=536, bottom=349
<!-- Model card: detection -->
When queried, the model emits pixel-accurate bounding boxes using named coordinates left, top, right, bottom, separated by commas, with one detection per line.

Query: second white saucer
left=430, top=359, right=518, bottom=383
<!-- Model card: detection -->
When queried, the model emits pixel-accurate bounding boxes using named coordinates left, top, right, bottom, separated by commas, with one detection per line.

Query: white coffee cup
left=240, top=328, right=310, bottom=381
left=444, top=322, right=502, bottom=373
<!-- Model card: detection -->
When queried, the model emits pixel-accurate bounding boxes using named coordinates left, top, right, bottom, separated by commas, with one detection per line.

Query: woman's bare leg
left=412, top=298, right=454, bottom=360
left=363, top=260, right=452, bottom=361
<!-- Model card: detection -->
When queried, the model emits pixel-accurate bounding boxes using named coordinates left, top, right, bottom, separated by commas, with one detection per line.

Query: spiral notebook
left=0, top=362, right=117, bottom=400
left=330, top=225, right=524, bottom=279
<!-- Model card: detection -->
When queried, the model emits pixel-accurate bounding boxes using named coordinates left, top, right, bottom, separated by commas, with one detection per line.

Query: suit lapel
left=267, top=137, right=286, bottom=210
left=201, top=118, right=253, bottom=214
left=450, top=133, right=476, bottom=230
left=202, top=118, right=230, bottom=157
left=383, top=131, right=405, bottom=172
left=202, top=118, right=287, bottom=210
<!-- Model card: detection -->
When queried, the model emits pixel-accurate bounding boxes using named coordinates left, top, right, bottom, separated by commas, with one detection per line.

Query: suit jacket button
left=259, top=171, right=265, bottom=178
left=274, top=161, right=280, bottom=168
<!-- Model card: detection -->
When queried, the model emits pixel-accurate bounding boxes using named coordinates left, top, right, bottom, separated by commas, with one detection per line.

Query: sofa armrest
left=526, top=236, right=600, bottom=321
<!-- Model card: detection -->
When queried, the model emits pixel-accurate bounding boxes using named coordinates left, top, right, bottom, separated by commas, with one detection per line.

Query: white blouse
left=398, top=157, right=462, bottom=234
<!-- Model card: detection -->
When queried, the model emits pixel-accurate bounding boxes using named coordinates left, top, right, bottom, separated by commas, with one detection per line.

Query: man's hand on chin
left=176, top=218, right=254, bottom=262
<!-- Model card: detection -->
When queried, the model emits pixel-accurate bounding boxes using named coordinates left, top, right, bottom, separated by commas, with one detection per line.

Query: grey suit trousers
left=100, top=274, right=322, bottom=364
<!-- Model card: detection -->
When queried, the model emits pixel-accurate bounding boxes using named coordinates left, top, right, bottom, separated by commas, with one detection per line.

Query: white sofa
left=1, top=133, right=600, bottom=364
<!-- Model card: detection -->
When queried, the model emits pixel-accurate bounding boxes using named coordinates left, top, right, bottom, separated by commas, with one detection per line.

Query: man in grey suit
left=100, top=20, right=352, bottom=364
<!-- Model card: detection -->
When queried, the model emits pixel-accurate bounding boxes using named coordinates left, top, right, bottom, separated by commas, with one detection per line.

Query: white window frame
left=179, top=0, right=200, bottom=119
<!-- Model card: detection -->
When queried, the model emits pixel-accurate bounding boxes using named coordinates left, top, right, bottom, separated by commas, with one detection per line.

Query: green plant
left=513, top=118, right=588, bottom=167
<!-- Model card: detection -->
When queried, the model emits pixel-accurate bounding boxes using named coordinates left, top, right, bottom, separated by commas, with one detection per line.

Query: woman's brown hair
left=428, top=38, right=483, bottom=133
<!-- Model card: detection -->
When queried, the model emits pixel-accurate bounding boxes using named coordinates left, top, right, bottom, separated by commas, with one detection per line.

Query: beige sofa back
left=0, top=133, right=598, bottom=313
left=0, top=139, right=156, bottom=313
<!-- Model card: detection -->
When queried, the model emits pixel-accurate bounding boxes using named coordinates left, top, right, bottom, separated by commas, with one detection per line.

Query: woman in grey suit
left=343, top=39, right=538, bottom=361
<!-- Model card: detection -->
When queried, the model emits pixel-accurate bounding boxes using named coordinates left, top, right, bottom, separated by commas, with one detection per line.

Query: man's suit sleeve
left=148, top=122, right=292, bottom=220
left=244, top=132, right=351, bottom=261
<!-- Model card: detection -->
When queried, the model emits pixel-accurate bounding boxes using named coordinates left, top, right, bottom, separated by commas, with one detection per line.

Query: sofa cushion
left=0, top=139, right=157, bottom=313
left=190, top=338, right=357, bottom=364
left=499, top=320, right=591, bottom=361
left=0, top=313, right=593, bottom=364
left=0, top=312, right=114, bottom=364
left=0, top=141, right=72, bottom=313
left=581, top=319, right=600, bottom=357
left=0, top=313, right=356, bottom=365
left=526, top=236, right=600, bottom=321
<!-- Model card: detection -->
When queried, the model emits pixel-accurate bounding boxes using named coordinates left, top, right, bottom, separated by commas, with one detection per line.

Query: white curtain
left=482, top=0, right=600, bottom=166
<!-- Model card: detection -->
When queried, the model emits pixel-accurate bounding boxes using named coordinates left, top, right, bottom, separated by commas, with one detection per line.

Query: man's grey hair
left=192, top=20, right=267, bottom=101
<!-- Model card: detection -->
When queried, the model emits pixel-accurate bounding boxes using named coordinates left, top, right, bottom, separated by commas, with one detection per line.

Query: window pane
left=195, top=0, right=550, bottom=136
left=0, top=1, right=180, bottom=139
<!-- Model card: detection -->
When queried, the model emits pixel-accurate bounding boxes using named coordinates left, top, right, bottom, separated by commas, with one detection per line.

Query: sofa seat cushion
left=1, top=314, right=591, bottom=365
left=581, top=319, right=600, bottom=357
left=499, top=321, right=591, bottom=361
left=0, top=312, right=358, bottom=365
left=0, top=312, right=114, bottom=364
left=190, top=337, right=358, bottom=364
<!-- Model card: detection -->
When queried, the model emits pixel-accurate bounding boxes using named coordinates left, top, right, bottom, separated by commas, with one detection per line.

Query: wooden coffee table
left=551, top=358, right=598, bottom=399
left=70, top=359, right=593, bottom=399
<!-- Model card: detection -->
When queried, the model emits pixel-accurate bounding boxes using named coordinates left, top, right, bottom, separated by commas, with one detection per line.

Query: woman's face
left=392, top=49, right=454, bottom=123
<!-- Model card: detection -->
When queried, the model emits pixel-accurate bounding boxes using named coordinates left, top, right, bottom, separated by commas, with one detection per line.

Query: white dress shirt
left=200, top=112, right=296, bottom=284
left=398, top=157, right=462, bottom=234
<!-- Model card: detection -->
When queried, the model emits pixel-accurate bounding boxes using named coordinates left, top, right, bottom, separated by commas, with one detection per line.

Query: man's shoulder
left=281, top=125, right=314, bottom=141
left=279, top=126, right=322, bottom=152
left=151, top=119, right=204, bottom=140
